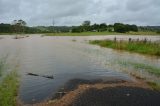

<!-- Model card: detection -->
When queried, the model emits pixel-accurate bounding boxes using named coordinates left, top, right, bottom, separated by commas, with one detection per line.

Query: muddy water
left=0, top=35, right=159, bottom=104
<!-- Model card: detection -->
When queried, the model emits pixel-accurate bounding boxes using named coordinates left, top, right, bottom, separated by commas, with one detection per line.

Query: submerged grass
left=118, top=61, right=160, bottom=90
left=0, top=57, right=7, bottom=76
left=119, top=61, right=160, bottom=77
left=90, top=40, right=160, bottom=56
left=131, top=63, right=160, bottom=76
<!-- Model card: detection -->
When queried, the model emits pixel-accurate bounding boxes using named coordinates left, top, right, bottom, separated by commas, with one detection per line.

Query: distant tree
left=12, top=19, right=27, bottom=33
left=91, top=23, right=99, bottom=32
left=99, top=23, right=107, bottom=32
left=114, top=23, right=138, bottom=33
left=90, top=24, right=98, bottom=32
left=108, top=24, right=114, bottom=32
left=0, top=23, right=12, bottom=33
left=82, top=21, right=91, bottom=26
left=114, top=23, right=127, bottom=33
left=157, top=30, right=160, bottom=34
left=71, top=26, right=83, bottom=33
left=82, top=20, right=91, bottom=31
left=130, top=25, right=138, bottom=32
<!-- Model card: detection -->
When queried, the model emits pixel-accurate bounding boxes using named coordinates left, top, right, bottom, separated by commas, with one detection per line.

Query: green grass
left=0, top=57, right=19, bottom=106
left=131, top=63, right=160, bottom=76
left=45, top=31, right=160, bottom=36
left=90, top=40, right=160, bottom=56
left=45, top=32, right=123, bottom=36
left=0, top=33, right=16, bottom=35
left=0, top=57, right=7, bottom=76
left=1, top=31, right=159, bottom=36
left=129, top=31, right=159, bottom=35
left=0, top=70, right=19, bottom=106
left=118, top=61, right=160, bottom=90
left=147, top=82, right=160, bottom=91
left=119, top=61, right=160, bottom=76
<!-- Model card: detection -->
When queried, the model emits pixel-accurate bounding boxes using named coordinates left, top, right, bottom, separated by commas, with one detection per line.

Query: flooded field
left=0, top=35, right=160, bottom=104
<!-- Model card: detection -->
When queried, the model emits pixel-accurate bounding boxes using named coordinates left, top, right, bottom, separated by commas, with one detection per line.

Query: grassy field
left=90, top=40, right=160, bottom=56
left=0, top=70, right=19, bottom=106
left=45, top=31, right=159, bottom=36
left=0, top=33, right=16, bottom=35
left=0, top=58, right=19, bottom=106
left=45, top=32, right=123, bottom=36
left=0, top=31, right=159, bottom=36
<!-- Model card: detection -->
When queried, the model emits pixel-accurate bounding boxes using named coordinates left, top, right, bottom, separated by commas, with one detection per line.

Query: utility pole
left=52, top=18, right=55, bottom=33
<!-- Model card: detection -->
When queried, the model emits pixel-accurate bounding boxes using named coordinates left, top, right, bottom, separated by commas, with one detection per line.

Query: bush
left=114, top=23, right=138, bottom=33
left=156, top=30, right=160, bottom=34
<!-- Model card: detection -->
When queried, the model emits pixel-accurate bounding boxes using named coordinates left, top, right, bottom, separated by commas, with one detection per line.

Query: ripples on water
left=0, top=35, right=159, bottom=104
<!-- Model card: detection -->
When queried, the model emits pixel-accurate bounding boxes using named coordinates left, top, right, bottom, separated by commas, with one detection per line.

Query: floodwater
left=0, top=35, right=159, bottom=104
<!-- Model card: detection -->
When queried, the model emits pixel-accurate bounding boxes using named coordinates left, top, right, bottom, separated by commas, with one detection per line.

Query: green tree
left=130, top=25, right=138, bottom=32
left=82, top=21, right=91, bottom=26
left=71, top=26, right=83, bottom=33
left=91, top=23, right=100, bottom=32
left=114, top=23, right=127, bottom=33
left=114, top=23, right=138, bottom=33
left=0, top=23, right=12, bottom=33
left=12, top=19, right=27, bottom=33
left=82, top=20, right=91, bottom=32
left=99, top=23, right=107, bottom=32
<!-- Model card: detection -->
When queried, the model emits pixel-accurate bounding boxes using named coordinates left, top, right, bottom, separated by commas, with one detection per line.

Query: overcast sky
left=0, top=0, right=160, bottom=26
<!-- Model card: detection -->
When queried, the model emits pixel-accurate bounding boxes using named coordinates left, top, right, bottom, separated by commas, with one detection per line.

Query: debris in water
left=14, top=35, right=29, bottom=39
left=27, top=72, right=54, bottom=79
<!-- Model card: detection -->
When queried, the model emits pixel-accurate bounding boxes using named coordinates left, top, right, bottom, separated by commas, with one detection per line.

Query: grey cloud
left=0, top=0, right=160, bottom=26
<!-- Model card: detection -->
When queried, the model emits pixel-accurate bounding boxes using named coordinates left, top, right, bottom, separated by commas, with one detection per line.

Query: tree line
left=1, top=20, right=160, bottom=34
left=72, top=21, right=138, bottom=33
left=0, top=20, right=41, bottom=34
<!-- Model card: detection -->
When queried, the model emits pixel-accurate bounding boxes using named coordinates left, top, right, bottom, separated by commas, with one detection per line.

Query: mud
left=72, top=86, right=160, bottom=106
left=31, top=78, right=160, bottom=106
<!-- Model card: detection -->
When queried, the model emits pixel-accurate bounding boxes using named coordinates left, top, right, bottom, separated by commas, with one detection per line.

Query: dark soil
left=72, top=86, right=160, bottom=106
left=52, top=78, right=125, bottom=99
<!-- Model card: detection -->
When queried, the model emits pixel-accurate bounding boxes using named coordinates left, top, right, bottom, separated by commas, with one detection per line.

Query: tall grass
left=0, top=70, right=19, bottom=106
left=0, top=57, right=19, bottom=106
left=90, top=40, right=160, bottom=56
left=147, top=82, right=160, bottom=91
